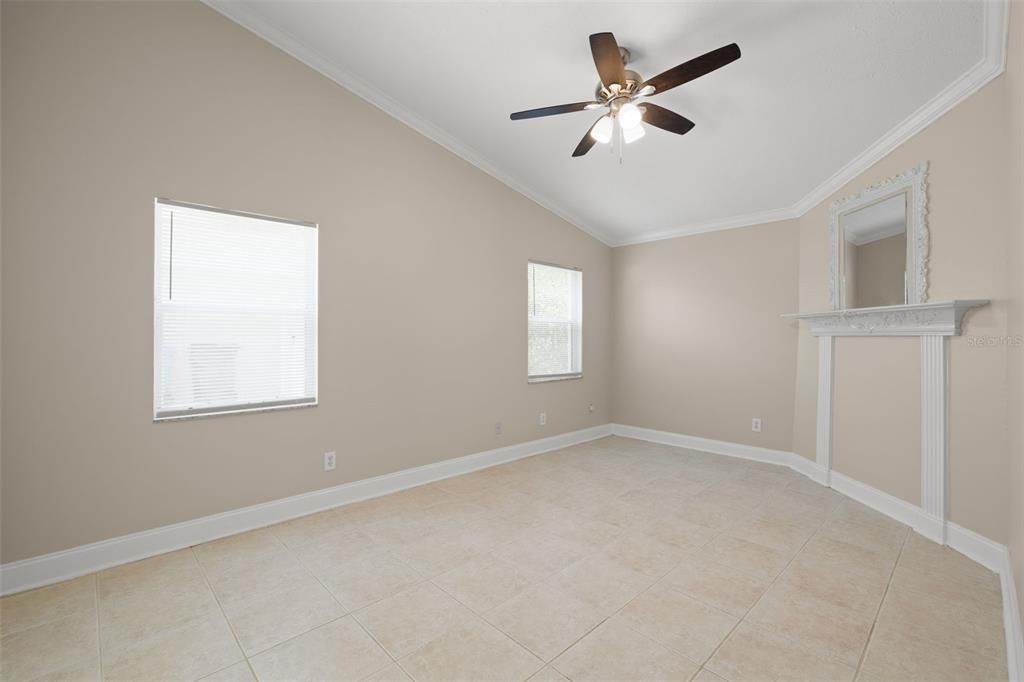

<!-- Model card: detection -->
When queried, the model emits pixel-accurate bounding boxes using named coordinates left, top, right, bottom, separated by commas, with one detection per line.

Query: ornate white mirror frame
left=829, top=162, right=929, bottom=310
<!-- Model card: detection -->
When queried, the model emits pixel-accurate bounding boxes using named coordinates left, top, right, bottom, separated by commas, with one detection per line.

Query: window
left=153, top=199, right=317, bottom=420
left=528, top=261, right=582, bottom=381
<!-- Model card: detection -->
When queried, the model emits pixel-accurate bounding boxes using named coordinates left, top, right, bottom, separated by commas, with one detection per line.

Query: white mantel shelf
left=787, top=298, right=989, bottom=547
left=782, top=300, right=989, bottom=337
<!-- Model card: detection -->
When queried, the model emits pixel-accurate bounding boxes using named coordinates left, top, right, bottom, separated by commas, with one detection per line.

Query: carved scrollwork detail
left=829, top=162, right=929, bottom=310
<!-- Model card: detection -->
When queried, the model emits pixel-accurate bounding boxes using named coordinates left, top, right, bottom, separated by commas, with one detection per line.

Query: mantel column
left=920, top=335, right=947, bottom=544
left=816, top=336, right=834, bottom=486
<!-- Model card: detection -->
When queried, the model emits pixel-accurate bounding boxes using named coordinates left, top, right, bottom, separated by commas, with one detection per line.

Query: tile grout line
left=525, top=463, right=807, bottom=675
left=693, top=482, right=848, bottom=678
left=244, top=532, right=402, bottom=679
left=512, top=466, right=750, bottom=673
left=189, top=546, right=260, bottom=682
left=8, top=441, right=953, bottom=682
left=851, top=530, right=910, bottom=681
left=290, top=542, right=405, bottom=676
left=246, top=456, right=911, bottom=681
left=534, top=456, right=784, bottom=671
left=405, top=450, right=655, bottom=667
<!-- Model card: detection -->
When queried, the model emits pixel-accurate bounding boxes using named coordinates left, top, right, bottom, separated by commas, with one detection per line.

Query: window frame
left=527, top=259, right=583, bottom=384
left=152, top=197, right=319, bottom=421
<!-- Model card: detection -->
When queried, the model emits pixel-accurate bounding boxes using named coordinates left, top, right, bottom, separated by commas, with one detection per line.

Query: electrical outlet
left=751, top=418, right=762, bottom=433
left=588, top=403, right=595, bottom=414
left=323, top=451, right=336, bottom=471
left=539, top=412, right=547, bottom=426
left=495, top=421, right=503, bottom=435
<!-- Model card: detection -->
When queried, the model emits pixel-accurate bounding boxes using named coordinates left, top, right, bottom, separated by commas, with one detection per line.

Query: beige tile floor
left=0, top=436, right=1008, bottom=682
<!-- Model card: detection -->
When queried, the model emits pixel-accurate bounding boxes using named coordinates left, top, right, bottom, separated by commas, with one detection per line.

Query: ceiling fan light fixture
left=623, top=122, right=645, bottom=144
left=590, top=115, right=614, bottom=144
left=618, top=102, right=642, bottom=130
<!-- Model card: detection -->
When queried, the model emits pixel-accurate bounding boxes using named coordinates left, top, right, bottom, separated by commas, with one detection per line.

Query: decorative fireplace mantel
left=781, top=300, right=989, bottom=337
left=782, top=299, right=988, bottom=545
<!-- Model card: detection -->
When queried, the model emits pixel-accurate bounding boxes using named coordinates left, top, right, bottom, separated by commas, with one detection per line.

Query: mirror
left=839, top=192, right=908, bottom=308
left=830, top=162, right=928, bottom=310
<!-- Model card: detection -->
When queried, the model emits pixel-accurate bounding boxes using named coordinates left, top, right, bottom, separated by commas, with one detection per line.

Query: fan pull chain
left=618, top=120, right=624, bottom=165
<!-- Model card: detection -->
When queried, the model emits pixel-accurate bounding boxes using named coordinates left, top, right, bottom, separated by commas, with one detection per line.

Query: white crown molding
left=608, top=206, right=801, bottom=247
left=790, top=0, right=1007, bottom=217
left=626, top=0, right=1008, bottom=247
left=0, top=424, right=612, bottom=596
left=205, top=0, right=1006, bottom=250
left=201, top=0, right=616, bottom=248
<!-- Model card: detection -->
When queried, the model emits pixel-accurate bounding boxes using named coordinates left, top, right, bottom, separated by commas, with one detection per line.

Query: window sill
left=154, top=399, right=317, bottom=422
left=528, top=374, right=583, bottom=384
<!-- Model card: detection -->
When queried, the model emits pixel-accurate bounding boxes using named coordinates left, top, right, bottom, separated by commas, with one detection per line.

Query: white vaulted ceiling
left=207, top=1, right=1006, bottom=246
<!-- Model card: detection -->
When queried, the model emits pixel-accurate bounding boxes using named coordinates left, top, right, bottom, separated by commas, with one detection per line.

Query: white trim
left=920, top=335, right=947, bottom=542
left=829, top=471, right=941, bottom=543
left=203, top=2, right=1007, bottom=249
left=816, top=336, right=834, bottom=485
left=608, top=423, right=1021, bottom=680
left=0, top=424, right=612, bottom=596
left=609, top=423, right=828, bottom=484
left=790, top=0, right=1007, bottom=217
left=605, top=0, right=1006, bottom=247
left=611, top=423, right=794, bottom=466
left=608, top=423, right=980, bottom=559
left=1, top=420, right=1019, bottom=680
left=828, top=162, right=929, bottom=309
left=783, top=300, right=989, bottom=337
left=200, top=1, right=614, bottom=248
left=1004, top=552, right=1024, bottom=682
left=610, top=207, right=801, bottom=247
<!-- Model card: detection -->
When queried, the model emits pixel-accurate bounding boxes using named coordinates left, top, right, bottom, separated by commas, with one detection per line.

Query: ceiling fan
left=510, top=33, right=740, bottom=157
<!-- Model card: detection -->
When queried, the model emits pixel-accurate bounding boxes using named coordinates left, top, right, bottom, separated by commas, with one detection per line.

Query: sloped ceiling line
left=204, top=0, right=1008, bottom=249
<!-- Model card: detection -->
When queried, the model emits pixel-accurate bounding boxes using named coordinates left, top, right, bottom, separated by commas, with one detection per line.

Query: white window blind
left=153, top=199, right=318, bottom=420
left=528, top=261, right=582, bottom=380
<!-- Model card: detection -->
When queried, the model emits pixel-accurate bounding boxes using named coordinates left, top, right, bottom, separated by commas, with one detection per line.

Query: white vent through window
left=153, top=199, right=318, bottom=419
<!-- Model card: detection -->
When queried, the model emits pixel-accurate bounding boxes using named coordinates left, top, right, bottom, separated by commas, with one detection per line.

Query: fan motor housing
left=595, top=69, right=644, bottom=101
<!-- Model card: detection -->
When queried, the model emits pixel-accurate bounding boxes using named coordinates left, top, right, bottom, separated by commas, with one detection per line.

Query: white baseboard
left=609, top=423, right=830, bottom=485
left=610, top=423, right=797, bottom=466
left=609, top=423, right=1023, bottom=681
left=0, top=424, right=612, bottom=596
left=828, top=471, right=943, bottom=545
left=3, top=420, right=1020, bottom=682
left=1004, top=555, right=1024, bottom=682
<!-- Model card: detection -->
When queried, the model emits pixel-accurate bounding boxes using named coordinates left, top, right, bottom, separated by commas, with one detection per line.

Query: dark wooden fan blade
left=640, top=103, right=696, bottom=135
left=641, top=43, right=741, bottom=95
left=589, top=32, right=626, bottom=88
left=572, top=118, right=603, bottom=157
left=510, top=102, right=601, bottom=120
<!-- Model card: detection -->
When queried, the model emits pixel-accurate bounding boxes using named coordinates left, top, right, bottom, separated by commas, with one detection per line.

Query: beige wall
left=610, top=221, right=800, bottom=452
left=2, top=0, right=1021, bottom=586
left=793, top=72, right=1014, bottom=543
left=832, top=337, right=920, bottom=504
left=1006, top=0, right=1024, bottom=619
left=0, top=1, right=611, bottom=563
left=850, top=233, right=907, bottom=308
